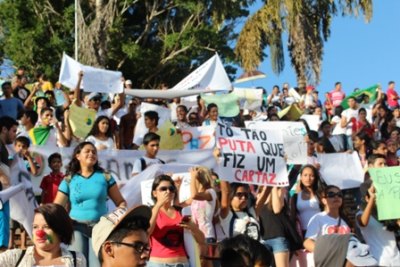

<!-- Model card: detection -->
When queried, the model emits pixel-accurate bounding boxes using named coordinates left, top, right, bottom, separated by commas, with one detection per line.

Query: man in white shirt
left=131, top=133, right=164, bottom=176
left=340, top=96, right=359, bottom=148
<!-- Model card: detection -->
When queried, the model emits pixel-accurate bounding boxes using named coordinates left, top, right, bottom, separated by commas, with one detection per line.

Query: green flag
left=340, top=84, right=379, bottom=109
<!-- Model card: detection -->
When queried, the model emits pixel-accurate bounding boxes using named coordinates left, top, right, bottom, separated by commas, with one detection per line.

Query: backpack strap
left=15, top=249, right=26, bottom=267
left=140, top=157, right=146, bottom=171
left=69, top=250, right=77, bottom=267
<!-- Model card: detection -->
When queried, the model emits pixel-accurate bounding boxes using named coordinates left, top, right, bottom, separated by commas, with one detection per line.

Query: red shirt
left=40, top=172, right=64, bottom=204
left=329, top=90, right=345, bottom=108
left=150, top=209, right=187, bottom=258
left=387, top=88, right=399, bottom=108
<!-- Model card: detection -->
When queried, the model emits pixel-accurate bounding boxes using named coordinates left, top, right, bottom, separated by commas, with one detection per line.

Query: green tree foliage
left=235, top=0, right=373, bottom=89
left=0, top=0, right=253, bottom=88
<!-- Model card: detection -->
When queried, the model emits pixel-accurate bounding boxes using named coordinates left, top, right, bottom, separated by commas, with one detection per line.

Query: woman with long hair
left=148, top=174, right=205, bottom=267
left=54, top=141, right=126, bottom=267
left=303, top=185, right=351, bottom=253
left=0, top=203, right=86, bottom=266
left=85, top=116, right=115, bottom=151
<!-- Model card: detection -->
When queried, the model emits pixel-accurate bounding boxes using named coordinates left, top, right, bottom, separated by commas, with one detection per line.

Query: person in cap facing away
left=92, top=206, right=152, bottom=267
left=314, top=234, right=377, bottom=267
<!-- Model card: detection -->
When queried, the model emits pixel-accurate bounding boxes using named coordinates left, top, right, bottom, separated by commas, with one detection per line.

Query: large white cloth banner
left=317, top=152, right=364, bottom=189
left=133, top=102, right=171, bottom=146
left=300, top=114, right=321, bottom=132
left=233, top=88, right=263, bottom=111
left=9, top=156, right=38, bottom=238
left=30, top=146, right=216, bottom=190
left=171, top=53, right=231, bottom=92
left=181, top=126, right=215, bottom=150
left=245, top=121, right=307, bottom=165
left=59, top=53, right=123, bottom=93
left=216, top=124, right=288, bottom=186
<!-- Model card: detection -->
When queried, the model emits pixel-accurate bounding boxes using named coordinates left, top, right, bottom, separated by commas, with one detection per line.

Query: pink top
left=387, top=88, right=398, bottom=108
left=150, top=209, right=187, bottom=258
left=329, top=90, right=345, bottom=108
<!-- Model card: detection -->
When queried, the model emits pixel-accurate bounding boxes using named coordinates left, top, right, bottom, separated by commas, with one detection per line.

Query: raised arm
left=255, top=186, right=271, bottom=217
left=357, top=185, right=376, bottom=227
left=74, top=71, right=84, bottom=107
left=190, top=168, right=212, bottom=201
left=219, top=180, right=230, bottom=219
left=271, top=187, right=285, bottom=214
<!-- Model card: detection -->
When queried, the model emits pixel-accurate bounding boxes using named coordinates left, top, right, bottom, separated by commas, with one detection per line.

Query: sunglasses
left=234, top=192, right=249, bottom=199
left=111, top=241, right=151, bottom=254
left=325, top=191, right=343, bottom=198
left=158, top=186, right=176, bottom=192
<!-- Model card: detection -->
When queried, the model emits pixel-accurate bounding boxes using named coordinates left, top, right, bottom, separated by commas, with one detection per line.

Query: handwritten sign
left=181, top=126, right=215, bottom=150
left=216, top=123, right=288, bottom=186
left=318, top=152, right=364, bottom=190
left=369, top=167, right=400, bottom=220
left=245, top=121, right=307, bottom=164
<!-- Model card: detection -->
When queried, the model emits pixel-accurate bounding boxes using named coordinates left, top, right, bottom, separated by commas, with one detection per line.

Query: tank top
left=296, top=192, right=320, bottom=231
left=259, top=204, right=286, bottom=240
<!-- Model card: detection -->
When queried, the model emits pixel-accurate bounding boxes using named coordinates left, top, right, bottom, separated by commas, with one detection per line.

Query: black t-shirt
left=13, top=86, right=30, bottom=102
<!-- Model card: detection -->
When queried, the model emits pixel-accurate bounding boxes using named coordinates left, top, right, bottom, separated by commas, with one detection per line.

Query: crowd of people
left=0, top=65, right=399, bottom=267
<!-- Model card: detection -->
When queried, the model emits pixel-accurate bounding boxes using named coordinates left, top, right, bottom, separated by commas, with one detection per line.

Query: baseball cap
left=92, top=206, right=152, bottom=257
left=87, top=92, right=102, bottom=101
left=125, top=80, right=132, bottom=85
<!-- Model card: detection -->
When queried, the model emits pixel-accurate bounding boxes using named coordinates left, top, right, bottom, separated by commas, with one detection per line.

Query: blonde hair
left=195, top=166, right=213, bottom=189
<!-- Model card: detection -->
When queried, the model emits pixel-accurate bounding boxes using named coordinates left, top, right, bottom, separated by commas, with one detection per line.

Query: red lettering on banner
left=218, top=138, right=256, bottom=153
left=234, top=169, right=279, bottom=185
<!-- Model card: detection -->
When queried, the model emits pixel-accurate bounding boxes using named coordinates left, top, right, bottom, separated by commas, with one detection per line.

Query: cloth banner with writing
left=233, top=87, right=263, bottom=111
left=245, top=121, right=307, bottom=165
left=216, top=123, right=288, bottom=186
left=181, top=126, right=215, bottom=150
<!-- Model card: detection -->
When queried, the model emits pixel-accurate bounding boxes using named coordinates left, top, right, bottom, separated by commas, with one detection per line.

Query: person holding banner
left=303, top=185, right=351, bottom=253
left=148, top=174, right=205, bottom=267
left=86, top=116, right=115, bottom=151
left=54, top=141, right=126, bottom=267
left=202, top=103, right=221, bottom=128
left=356, top=180, right=400, bottom=266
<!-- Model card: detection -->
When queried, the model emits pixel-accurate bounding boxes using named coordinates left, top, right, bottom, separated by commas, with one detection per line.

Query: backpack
left=229, top=208, right=260, bottom=240
left=140, top=157, right=165, bottom=171
left=16, top=249, right=77, bottom=267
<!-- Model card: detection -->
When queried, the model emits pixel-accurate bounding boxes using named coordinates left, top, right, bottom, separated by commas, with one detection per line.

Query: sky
left=234, top=0, right=400, bottom=96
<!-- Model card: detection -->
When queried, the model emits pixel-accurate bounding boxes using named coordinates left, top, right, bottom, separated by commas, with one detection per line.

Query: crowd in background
left=0, top=65, right=399, bottom=267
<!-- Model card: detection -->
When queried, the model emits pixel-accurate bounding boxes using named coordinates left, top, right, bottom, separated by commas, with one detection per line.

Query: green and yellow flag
left=29, top=126, right=53, bottom=145
left=340, top=84, right=379, bottom=109
left=69, top=103, right=96, bottom=139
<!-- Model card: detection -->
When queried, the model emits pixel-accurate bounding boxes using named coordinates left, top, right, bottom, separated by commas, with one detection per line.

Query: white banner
left=9, top=156, right=38, bottom=238
left=181, top=126, right=215, bottom=150
left=171, top=53, right=231, bottom=92
left=59, top=53, right=123, bottom=93
left=30, top=146, right=216, bottom=190
left=233, top=88, right=263, bottom=110
left=317, top=152, right=364, bottom=189
left=125, top=88, right=225, bottom=100
left=133, top=102, right=171, bottom=146
left=216, top=124, right=288, bottom=186
left=300, top=114, right=321, bottom=132
left=245, top=121, right=307, bottom=165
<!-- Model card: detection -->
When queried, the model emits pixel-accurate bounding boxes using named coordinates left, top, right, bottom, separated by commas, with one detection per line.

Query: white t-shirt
left=131, top=156, right=164, bottom=175
left=219, top=209, right=259, bottom=240
left=191, top=188, right=217, bottom=239
left=356, top=211, right=400, bottom=266
left=341, top=108, right=359, bottom=136
left=331, top=115, right=346, bottom=135
left=296, top=192, right=320, bottom=231
left=85, top=135, right=114, bottom=150
left=305, top=211, right=351, bottom=240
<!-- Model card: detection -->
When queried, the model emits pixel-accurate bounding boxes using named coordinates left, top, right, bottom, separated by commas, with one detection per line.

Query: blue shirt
left=0, top=97, right=24, bottom=120
left=58, top=170, right=116, bottom=222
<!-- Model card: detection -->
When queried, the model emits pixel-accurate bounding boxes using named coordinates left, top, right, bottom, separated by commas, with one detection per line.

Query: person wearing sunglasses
left=92, top=205, right=152, bottom=267
left=148, top=175, right=205, bottom=267
left=303, top=185, right=351, bottom=254
left=219, top=182, right=260, bottom=241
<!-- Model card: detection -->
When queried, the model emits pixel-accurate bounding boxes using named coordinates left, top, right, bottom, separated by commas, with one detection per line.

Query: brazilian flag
left=340, top=84, right=379, bottom=109
left=29, top=126, right=53, bottom=145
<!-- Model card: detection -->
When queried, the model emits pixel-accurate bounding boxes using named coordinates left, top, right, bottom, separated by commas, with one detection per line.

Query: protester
left=92, top=206, right=152, bottom=267
left=40, top=153, right=64, bottom=204
left=131, top=133, right=164, bottom=176
left=54, top=141, right=126, bottom=267
left=303, top=185, right=352, bottom=253
left=86, top=116, right=115, bottom=151
left=202, top=103, right=220, bottom=127
left=147, top=174, right=205, bottom=267
left=0, top=203, right=86, bottom=266
left=0, top=82, right=24, bottom=120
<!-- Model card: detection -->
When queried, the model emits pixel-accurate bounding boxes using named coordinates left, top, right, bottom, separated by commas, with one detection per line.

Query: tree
left=0, top=0, right=253, bottom=88
left=235, top=0, right=373, bottom=89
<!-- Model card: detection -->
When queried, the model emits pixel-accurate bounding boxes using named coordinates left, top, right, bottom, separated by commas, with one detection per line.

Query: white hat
left=125, top=80, right=132, bottom=85
left=87, top=92, right=102, bottom=101
left=92, top=206, right=152, bottom=257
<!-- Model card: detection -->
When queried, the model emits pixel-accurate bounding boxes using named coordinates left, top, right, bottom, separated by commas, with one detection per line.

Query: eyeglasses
left=325, top=191, right=343, bottom=198
left=234, top=192, right=249, bottom=199
left=158, top=186, right=176, bottom=192
left=111, top=241, right=151, bottom=254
